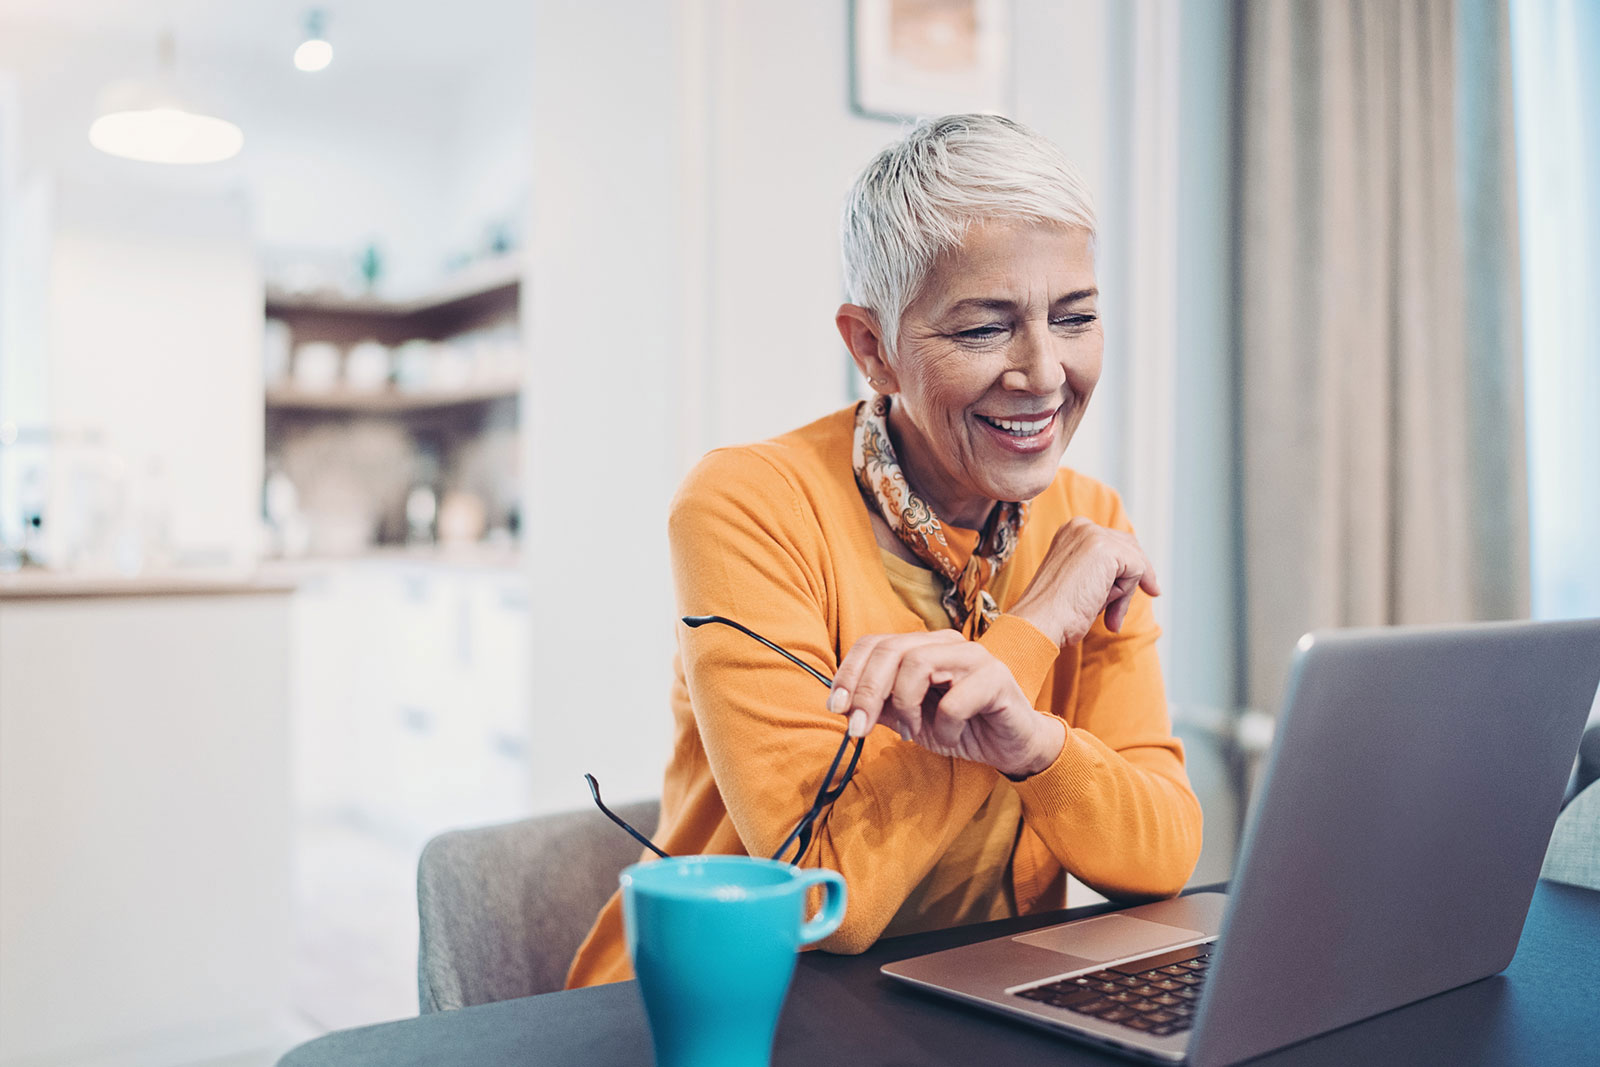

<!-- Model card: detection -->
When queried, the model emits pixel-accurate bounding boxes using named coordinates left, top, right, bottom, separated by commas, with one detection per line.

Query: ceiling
left=0, top=0, right=536, bottom=74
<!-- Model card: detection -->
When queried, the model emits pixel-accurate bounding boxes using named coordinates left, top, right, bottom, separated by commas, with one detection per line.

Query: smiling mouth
left=976, top=409, right=1059, bottom=438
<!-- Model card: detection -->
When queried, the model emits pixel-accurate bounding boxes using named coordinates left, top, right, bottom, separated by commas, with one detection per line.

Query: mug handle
left=795, top=868, right=848, bottom=945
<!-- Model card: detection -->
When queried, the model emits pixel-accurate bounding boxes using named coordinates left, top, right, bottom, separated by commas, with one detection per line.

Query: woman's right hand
left=1007, top=517, right=1161, bottom=647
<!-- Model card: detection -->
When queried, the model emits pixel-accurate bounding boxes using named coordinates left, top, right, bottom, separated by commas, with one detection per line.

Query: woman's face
left=880, top=220, right=1101, bottom=528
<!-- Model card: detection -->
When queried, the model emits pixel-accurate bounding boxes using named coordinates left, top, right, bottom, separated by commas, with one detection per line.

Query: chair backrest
left=1570, top=722, right=1600, bottom=803
left=1543, top=779, right=1600, bottom=891
left=417, top=800, right=660, bottom=1012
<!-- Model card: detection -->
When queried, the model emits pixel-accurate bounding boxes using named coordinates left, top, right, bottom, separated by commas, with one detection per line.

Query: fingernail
left=848, top=710, right=868, bottom=737
left=828, top=688, right=849, bottom=714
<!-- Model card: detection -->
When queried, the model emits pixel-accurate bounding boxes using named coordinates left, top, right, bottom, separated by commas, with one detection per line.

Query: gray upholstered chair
left=417, top=800, right=659, bottom=1012
left=1565, top=722, right=1600, bottom=807
left=1543, top=780, right=1600, bottom=892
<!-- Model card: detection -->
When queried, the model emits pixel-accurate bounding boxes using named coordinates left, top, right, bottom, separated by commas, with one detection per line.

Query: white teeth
left=982, top=413, right=1053, bottom=436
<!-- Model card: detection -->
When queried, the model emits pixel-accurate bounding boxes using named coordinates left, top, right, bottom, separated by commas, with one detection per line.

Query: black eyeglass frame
left=584, top=614, right=864, bottom=865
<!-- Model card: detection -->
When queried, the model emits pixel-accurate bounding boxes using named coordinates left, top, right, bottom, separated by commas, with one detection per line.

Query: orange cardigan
left=565, top=407, right=1202, bottom=987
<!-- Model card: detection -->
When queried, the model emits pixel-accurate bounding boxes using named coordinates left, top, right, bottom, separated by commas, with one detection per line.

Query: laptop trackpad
left=1012, top=914, right=1206, bottom=962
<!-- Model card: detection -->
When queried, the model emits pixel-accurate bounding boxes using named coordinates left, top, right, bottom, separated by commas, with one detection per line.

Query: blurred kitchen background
left=0, top=2, right=1595, bottom=1066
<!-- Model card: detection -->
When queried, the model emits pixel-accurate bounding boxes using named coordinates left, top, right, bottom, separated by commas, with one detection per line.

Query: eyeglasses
left=584, top=614, right=864, bottom=865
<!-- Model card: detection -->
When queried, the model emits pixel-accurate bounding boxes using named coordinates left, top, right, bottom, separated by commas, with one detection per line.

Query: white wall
left=42, top=178, right=263, bottom=567
left=238, top=70, right=456, bottom=294
left=524, top=1, right=689, bottom=810
left=0, top=78, right=51, bottom=550
left=437, top=62, right=532, bottom=265
left=693, top=0, right=893, bottom=453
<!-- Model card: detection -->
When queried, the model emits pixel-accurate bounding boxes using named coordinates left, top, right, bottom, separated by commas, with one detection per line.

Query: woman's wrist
left=1005, top=714, right=1066, bottom=781
left=1008, top=600, right=1065, bottom=649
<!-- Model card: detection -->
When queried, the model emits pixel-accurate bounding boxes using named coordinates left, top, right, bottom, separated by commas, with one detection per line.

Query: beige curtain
left=1235, top=0, right=1529, bottom=710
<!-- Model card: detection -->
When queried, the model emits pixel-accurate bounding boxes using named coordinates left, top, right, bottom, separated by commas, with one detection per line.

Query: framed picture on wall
left=849, top=0, right=1012, bottom=121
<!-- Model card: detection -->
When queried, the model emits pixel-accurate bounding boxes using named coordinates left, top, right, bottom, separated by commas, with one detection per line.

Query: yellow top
left=876, top=548, right=1022, bottom=938
left=566, top=406, right=1202, bottom=988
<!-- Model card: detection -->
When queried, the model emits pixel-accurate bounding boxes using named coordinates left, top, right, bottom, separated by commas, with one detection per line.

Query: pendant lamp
left=294, top=10, right=333, bottom=72
left=88, top=33, right=243, bottom=165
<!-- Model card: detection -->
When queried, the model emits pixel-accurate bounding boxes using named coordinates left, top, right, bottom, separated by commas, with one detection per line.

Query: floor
left=292, top=813, right=431, bottom=1033
left=285, top=722, right=1250, bottom=1039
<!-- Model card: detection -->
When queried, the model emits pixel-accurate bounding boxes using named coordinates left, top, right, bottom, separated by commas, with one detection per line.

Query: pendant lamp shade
left=88, top=38, right=243, bottom=165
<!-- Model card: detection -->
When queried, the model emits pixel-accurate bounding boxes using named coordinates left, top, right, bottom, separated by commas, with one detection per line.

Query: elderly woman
left=567, top=114, right=1201, bottom=987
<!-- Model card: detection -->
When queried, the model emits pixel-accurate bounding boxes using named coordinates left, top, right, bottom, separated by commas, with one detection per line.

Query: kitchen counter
left=0, top=568, right=298, bottom=600
left=261, top=543, right=524, bottom=578
left=0, top=541, right=525, bottom=600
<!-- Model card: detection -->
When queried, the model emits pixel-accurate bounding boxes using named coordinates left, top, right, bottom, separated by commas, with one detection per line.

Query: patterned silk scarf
left=852, top=394, right=1027, bottom=638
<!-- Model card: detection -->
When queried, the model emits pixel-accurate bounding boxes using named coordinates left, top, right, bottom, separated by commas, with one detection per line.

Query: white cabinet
left=0, top=586, right=294, bottom=1067
left=289, top=557, right=532, bottom=843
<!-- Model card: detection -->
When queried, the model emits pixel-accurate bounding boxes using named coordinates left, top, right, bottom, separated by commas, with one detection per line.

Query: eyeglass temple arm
left=684, top=614, right=862, bottom=864
left=682, top=615, right=835, bottom=688
left=584, top=773, right=670, bottom=859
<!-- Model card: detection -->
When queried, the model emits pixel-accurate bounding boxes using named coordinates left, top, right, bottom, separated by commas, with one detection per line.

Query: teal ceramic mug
left=620, top=855, right=848, bottom=1067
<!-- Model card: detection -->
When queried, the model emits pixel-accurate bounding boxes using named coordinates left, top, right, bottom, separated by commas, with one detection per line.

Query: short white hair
left=840, top=113, right=1096, bottom=356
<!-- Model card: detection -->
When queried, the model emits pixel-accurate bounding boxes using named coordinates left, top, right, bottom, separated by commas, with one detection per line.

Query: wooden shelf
left=265, top=379, right=520, bottom=414
left=265, top=256, right=522, bottom=319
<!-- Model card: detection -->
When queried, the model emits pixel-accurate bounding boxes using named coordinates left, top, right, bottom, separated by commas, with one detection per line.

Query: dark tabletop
left=280, top=880, right=1600, bottom=1067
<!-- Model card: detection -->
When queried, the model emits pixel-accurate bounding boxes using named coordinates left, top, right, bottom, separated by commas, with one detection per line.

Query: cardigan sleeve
left=670, top=449, right=1004, bottom=954
left=1009, top=489, right=1203, bottom=900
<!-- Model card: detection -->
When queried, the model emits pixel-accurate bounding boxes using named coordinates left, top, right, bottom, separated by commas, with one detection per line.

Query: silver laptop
left=882, top=619, right=1600, bottom=1066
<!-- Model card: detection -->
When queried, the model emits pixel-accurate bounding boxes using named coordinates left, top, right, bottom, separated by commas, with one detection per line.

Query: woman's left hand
left=828, top=631, right=1066, bottom=779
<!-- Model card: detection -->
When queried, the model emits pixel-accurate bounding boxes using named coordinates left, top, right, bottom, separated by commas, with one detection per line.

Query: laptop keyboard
left=1014, top=941, right=1214, bottom=1038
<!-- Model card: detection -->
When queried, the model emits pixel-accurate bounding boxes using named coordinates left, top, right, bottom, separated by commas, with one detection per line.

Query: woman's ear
left=835, top=304, right=898, bottom=393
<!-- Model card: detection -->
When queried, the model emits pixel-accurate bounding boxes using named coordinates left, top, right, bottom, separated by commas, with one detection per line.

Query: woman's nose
left=1000, top=324, right=1066, bottom=395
